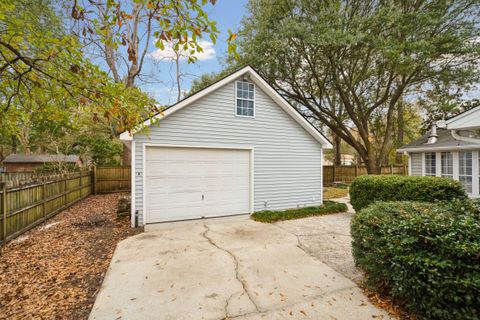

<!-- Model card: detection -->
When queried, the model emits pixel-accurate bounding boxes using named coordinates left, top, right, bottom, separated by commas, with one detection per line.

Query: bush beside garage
left=350, top=175, right=480, bottom=320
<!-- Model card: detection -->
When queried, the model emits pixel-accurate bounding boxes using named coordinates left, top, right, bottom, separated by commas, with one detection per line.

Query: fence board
left=95, top=167, right=131, bottom=193
left=0, top=172, right=92, bottom=244
left=0, top=166, right=132, bottom=244
left=323, top=165, right=407, bottom=185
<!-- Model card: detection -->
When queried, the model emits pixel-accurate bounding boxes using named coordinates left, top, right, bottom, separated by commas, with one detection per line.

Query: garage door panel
left=145, top=146, right=251, bottom=223
left=147, top=176, right=249, bottom=190
left=146, top=191, right=204, bottom=203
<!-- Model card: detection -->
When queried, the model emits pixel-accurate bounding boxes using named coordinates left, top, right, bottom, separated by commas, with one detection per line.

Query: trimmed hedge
left=251, top=201, right=347, bottom=223
left=351, top=200, right=480, bottom=320
left=349, top=175, right=467, bottom=211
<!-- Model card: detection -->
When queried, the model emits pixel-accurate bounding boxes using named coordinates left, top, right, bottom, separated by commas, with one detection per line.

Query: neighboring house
left=120, top=66, right=332, bottom=225
left=398, top=106, right=480, bottom=197
left=2, top=154, right=82, bottom=172
left=340, top=154, right=355, bottom=166
left=323, top=154, right=356, bottom=166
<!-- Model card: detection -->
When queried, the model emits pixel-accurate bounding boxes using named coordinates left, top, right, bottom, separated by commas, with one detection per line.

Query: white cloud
left=148, top=39, right=216, bottom=62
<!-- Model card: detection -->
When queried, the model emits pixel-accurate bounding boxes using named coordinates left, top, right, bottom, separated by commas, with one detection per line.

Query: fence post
left=355, top=165, right=358, bottom=178
left=390, top=165, right=394, bottom=175
left=332, top=165, right=336, bottom=182
left=92, top=166, right=97, bottom=195
left=403, top=163, right=407, bottom=176
left=42, top=179, right=47, bottom=221
left=64, top=174, right=68, bottom=208
left=1, top=182, right=7, bottom=243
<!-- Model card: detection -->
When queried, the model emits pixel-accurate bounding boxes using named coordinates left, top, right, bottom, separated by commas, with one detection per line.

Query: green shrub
left=349, top=175, right=467, bottom=211
left=252, top=201, right=347, bottom=223
left=351, top=200, right=480, bottom=320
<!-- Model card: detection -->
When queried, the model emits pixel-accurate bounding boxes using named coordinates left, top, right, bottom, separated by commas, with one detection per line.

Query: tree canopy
left=0, top=0, right=228, bottom=164
left=230, top=0, right=480, bottom=172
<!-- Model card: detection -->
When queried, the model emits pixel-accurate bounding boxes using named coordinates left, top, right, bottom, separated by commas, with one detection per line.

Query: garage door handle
left=202, top=195, right=204, bottom=200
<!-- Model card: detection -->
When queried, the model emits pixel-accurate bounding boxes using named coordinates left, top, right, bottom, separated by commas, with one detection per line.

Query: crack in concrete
left=296, top=231, right=351, bottom=238
left=273, top=224, right=328, bottom=264
left=201, top=224, right=261, bottom=318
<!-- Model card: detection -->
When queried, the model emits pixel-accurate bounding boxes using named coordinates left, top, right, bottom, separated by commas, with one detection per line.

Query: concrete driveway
left=89, top=216, right=391, bottom=320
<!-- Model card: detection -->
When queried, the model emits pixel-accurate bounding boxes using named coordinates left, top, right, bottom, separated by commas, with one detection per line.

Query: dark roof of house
left=398, top=129, right=479, bottom=152
left=3, top=154, right=80, bottom=163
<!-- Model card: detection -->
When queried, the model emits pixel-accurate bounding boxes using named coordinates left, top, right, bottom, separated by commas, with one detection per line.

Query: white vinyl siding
left=132, top=80, right=323, bottom=225
left=410, top=153, right=423, bottom=176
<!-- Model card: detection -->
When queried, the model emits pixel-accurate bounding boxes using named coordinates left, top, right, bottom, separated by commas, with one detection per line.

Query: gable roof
left=397, top=129, right=480, bottom=152
left=120, top=66, right=332, bottom=148
left=445, top=105, right=480, bottom=130
left=3, top=154, right=80, bottom=163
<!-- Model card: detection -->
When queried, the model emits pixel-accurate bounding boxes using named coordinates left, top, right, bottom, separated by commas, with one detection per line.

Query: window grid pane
left=424, top=152, right=436, bottom=176
left=441, top=152, right=453, bottom=179
left=459, top=151, right=473, bottom=194
left=236, top=81, right=254, bottom=117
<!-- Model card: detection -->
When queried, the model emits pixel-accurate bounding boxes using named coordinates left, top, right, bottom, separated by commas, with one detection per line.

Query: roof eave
left=398, top=144, right=480, bottom=153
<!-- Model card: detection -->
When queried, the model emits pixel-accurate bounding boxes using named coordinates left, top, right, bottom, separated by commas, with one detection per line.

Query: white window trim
left=408, top=154, right=412, bottom=176
left=435, top=151, right=441, bottom=177
left=421, top=150, right=480, bottom=197
left=453, top=151, right=460, bottom=181
left=439, top=151, right=454, bottom=179
left=458, top=150, right=474, bottom=195
left=421, top=152, right=425, bottom=176
left=234, top=80, right=255, bottom=118
left=424, top=151, right=436, bottom=177
left=473, top=151, right=479, bottom=196
left=131, top=140, right=136, bottom=227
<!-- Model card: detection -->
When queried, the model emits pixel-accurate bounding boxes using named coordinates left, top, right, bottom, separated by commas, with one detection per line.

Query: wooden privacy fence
left=0, top=171, right=61, bottom=185
left=323, top=165, right=408, bottom=185
left=0, top=166, right=132, bottom=244
left=93, top=166, right=131, bottom=194
left=0, top=171, right=92, bottom=244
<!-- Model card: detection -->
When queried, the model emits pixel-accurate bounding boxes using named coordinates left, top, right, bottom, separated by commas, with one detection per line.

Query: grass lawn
left=251, top=200, right=348, bottom=223
left=323, top=187, right=349, bottom=199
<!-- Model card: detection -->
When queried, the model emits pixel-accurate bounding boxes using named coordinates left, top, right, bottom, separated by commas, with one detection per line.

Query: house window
left=235, top=81, right=254, bottom=117
left=424, top=152, right=436, bottom=176
left=459, top=151, right=473, bottom=194
left=441, top=152, right=453, bottom=179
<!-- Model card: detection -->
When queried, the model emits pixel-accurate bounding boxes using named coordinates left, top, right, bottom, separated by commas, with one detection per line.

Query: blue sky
left=141, top=0, right=249, bottom=105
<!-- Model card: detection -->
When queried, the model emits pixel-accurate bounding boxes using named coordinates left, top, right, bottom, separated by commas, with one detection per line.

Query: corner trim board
left=131, top=140, right=136, bottom=227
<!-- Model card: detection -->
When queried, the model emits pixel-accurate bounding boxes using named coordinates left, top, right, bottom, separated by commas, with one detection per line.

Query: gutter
left=397, top=144, right=480, bottom=153
left=451, top=130, right=480, bottom=144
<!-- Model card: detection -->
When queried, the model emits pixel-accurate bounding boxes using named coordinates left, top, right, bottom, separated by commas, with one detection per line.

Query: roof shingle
left=3, top=154, right=80, bottom=163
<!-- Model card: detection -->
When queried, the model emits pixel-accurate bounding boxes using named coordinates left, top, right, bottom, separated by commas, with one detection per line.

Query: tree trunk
left=396, top=99, right=404, bottom=164
left=364, top=157, right=381, bottom=174
left=11, top=135, right=17, bottom=153
left=333, top=134, right=341, bottom=165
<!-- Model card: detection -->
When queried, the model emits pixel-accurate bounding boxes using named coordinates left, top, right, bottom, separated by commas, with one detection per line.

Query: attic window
left=235, top=81, right=255, bottom=117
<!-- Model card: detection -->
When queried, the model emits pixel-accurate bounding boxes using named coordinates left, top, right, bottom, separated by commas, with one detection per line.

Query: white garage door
left=145, top=146, right=251, bottom=223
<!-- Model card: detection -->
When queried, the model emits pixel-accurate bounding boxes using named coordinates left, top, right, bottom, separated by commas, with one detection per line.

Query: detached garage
left=120, top=66, right=332, bottom=225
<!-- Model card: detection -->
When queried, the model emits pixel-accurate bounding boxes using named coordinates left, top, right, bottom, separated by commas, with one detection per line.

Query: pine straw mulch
left=362, top=287, right=417, bottom=320
left=0, top=193, right=143, bottom=320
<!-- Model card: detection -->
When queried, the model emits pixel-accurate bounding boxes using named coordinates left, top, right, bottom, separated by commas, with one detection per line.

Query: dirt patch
left=0, top=193, right=143, bottom=320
